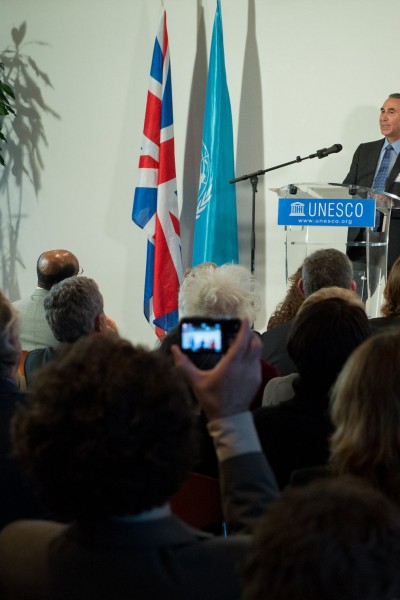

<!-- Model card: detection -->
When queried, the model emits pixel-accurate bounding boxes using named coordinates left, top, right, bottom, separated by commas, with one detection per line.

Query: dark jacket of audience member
left=292, top=329, right=400, bottom=500
left=0, top=291, right=47, bottom=529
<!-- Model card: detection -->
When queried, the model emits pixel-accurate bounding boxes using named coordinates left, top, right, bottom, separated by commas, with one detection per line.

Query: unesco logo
left=289, top=202, right=306, bottom=217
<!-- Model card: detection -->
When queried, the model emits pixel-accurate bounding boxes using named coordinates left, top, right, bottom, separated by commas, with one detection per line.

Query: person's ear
left=350, top=279, right=357, bottom=292
left=94, top=312, right=106, bottom=332
left=298, top=278, right=305, bottom=297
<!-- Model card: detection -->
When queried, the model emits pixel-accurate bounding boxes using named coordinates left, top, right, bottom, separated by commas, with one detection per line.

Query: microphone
left=316, top=144, right=343, bottom=159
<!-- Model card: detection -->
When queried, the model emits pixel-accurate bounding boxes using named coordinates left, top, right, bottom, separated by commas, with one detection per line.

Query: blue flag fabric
left=192, top=0, right=238, bottom=266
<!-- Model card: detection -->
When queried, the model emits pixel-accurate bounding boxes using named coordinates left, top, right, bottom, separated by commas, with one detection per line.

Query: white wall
left=0, top=0, right=397, bottom=347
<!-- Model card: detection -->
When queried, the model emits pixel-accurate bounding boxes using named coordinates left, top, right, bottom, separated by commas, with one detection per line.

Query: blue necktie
left=373, top=144, right=393, bottom=229
left=373, top=144, right=393, bottom=191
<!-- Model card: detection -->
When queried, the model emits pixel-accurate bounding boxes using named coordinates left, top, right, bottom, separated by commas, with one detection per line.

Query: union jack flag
left=132, top=9, right=182, bottom=338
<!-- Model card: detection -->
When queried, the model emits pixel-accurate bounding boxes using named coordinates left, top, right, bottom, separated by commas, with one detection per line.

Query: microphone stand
left=230, top=149, right=334, bottom=275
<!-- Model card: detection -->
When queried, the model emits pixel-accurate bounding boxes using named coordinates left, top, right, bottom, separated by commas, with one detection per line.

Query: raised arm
left=172, top=320, right=279, bottom=534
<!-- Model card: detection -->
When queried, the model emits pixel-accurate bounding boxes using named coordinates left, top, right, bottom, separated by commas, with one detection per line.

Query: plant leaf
left=1, top=83, right=15, bottom=99
left=11, top=22, right=27, bottom=47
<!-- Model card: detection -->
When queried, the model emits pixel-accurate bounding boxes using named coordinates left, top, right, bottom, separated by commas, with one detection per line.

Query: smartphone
left=179, top=317, right=241, bottom=356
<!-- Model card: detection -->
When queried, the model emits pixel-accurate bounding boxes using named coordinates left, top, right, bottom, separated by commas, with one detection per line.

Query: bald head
left=37, top=249, right=79, bottom=290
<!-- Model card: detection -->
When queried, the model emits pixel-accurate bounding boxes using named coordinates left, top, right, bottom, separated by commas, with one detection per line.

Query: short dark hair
left=12, top=333, right=196, bottom=520
left=243, top=477, right=400, bottom=600
left=301, top=249, right=353, bottom=297
left=389, top=93, right=400, bottom=100
left=287, top=297, right=370, bottom=388
left=44, top=276, right=103, bottom=342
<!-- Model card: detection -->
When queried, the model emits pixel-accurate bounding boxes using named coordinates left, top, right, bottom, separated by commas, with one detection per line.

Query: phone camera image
left=181, top=321, right=222, bottom=353
left=179, top=317, right=241, bottom=357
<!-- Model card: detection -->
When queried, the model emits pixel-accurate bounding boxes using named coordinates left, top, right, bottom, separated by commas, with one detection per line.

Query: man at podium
left=344, top=93, right=400, bottom=272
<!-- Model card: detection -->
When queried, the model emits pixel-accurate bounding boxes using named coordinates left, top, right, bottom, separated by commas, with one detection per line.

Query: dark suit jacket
left=0, top=377, right=47, bottom=529
left=369, top=314, right=400, bottom=334
left=253, top=378, right=333, bottom=490
left=260, top=320, right=296, bottom=376
left=0, top=453, right=279, bottom=600
left=24, top=346, right=57, bottom=388
left=48, top=518, right=249, bottom=600
left=343, top=138, right=400, bottom=271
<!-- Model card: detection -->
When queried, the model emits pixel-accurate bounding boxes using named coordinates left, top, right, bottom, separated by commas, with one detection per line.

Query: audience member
left=328, top=330, right=400, bottom=505
left=243, top=477, right=400, bottom=600
left=290, top=329, right=400, bottom=495
left=0, top=290, right=46, bottom=529
left=160, top=263, right=278, bottom=475
left=370, top=254, right=400, bottom=333
left=24, top=276, right=113, bottom=387
left=12, top=250, right=79, bottom=351
left=254, top=295, right=370, bottom=489
left=266, top=265, right=303, bottom=330
left=262, top=287, right=365, bottom=408
left=261, top=248, right=357, bottom=374
left=160, top=261, right=278, bottom=385
left=0, top=322, right=278, bottom=600
left=179, top=262, right=261, bottom=322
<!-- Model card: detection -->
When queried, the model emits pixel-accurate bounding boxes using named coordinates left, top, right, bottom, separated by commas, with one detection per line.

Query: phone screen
left=181, top=320, right=223, bottom=353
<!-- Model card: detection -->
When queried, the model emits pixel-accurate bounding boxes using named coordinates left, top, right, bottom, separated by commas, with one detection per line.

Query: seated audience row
left=261, top=248, right=357, bottom=375
left=3, top=248, right=400, bottom=599
left=292, top=329, right=400, bottom=503
left=0, top=322, right=278, bottom=600
left=254, top=291, right=370, bottom=489
left=1, top=313, right=400, bottom=599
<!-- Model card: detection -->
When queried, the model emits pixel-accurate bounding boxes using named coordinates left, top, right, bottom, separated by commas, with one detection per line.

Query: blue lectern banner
left=278, top=197, right=375, bottom=227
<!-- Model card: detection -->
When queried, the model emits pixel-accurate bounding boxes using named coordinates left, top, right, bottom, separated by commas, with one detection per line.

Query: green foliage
left=0, top=62, right=16, bottom=166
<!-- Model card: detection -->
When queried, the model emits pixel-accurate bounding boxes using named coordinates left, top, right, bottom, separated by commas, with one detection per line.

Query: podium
left=273, top=182, right=400, bottom=317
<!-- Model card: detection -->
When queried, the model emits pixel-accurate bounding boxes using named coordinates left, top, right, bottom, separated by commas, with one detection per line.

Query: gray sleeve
left=218, top=451, right=279, bottom=535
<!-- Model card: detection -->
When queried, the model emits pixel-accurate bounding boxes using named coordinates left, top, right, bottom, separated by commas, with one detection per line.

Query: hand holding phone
left=172, top=319, right=262, bottom=420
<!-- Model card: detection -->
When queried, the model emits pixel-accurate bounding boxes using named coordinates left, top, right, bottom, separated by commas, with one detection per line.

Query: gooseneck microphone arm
left=229, top=144, right=342, bottom=184
left=230, top=144, right=343, bottom=274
